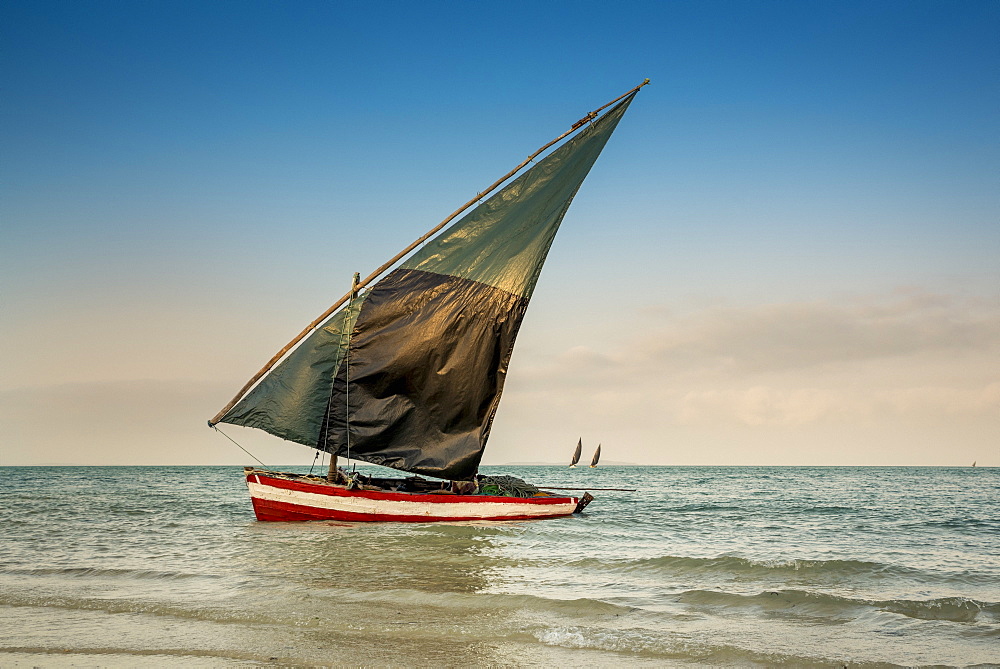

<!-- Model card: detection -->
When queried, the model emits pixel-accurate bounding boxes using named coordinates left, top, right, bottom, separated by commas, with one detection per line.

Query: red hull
left=245, top=470, right=580, bottom=522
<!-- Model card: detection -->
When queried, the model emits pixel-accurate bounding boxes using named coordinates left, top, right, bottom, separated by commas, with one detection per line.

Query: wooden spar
left=327, top=272, right=359, bottom=482
left=539, top=486, right=637, bottom=492
left=209, top=79, right=650, bottom=426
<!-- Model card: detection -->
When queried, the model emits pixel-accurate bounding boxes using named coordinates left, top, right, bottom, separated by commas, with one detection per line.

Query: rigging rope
left=318, top=275, right=358, bottom=471
left=213, top=426, right=267, bottom=467
left=345, top=321, right=352, bottom=467
left=345, top=274, right=359, bottom=467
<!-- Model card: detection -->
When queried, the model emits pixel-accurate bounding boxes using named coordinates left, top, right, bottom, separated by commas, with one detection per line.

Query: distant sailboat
left=972, top=461, right=976, bottom=467
left=590, top=444, right=601, bottom=468
left=569, top=438, right=582, bottom=468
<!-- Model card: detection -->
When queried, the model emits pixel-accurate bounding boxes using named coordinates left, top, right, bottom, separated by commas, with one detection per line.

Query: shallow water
left=1, top=465, right=997, bottom=666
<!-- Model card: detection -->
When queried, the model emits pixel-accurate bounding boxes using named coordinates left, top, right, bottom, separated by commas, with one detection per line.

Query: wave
left=0, top=590, right=286, bottom=628
left=903, top=518, right=1000, bottom=534
left=657, top=503, right=745, bottom=512
left=0, top=566, right=216, bottom=581
left=275, top=576, right=1000, bottom=625
left=566, top=554, right=919, bottom=580
left=677, top=588, right=999, bottom=623
left=530, top=625, right=894, bottom=666
left=796, top=504, right=856, bottom=514
left=1, top=647, right=265, bottom=667
left=327, top=586, right=636, bottom=618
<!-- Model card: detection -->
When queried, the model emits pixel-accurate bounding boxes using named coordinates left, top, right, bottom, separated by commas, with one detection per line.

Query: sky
left=2, top=0, right=997, bottom=467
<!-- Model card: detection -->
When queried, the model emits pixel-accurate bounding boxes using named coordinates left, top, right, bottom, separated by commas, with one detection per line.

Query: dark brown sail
left=590, top=444, right=601, bottom=468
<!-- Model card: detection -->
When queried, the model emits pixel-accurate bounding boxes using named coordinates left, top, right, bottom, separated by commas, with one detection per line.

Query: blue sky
left=2, top=1, right=997, bottom=466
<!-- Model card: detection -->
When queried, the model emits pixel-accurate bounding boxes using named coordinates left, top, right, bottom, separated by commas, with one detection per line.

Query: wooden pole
left=539, top=486, right=637, bottom=492
left=327, top=454, right=338, bottom=483
left=327, top=272, right=359, bottom=483
left=209, top=79, right=650, bottom=426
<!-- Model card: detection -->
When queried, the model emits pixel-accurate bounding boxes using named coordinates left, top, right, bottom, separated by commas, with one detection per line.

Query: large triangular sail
left=215, top=89, right=638, bottom=480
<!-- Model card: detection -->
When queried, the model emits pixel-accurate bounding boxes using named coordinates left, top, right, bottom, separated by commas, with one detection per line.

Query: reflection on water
left=231, top=521, right=524, bottom=665
left=242, top=520, right=517, bottom=593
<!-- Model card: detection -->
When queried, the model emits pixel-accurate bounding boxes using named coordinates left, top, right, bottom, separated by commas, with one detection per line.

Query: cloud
left=506, top=289, right=1000, bottom=428
left=3, top=290, right=996, bottom=466
left=676, top=387, right=837, bottom=426
left=672, top=383, right=1000, bottom=427
left=630, top=290, right=1000, bottom=375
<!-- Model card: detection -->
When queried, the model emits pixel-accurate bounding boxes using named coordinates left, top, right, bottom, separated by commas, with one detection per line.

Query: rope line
left=213, top=426, right=267, bottom=467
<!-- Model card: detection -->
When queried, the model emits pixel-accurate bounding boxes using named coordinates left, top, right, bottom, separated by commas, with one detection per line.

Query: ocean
left=0, top=465, right=997, bottom=667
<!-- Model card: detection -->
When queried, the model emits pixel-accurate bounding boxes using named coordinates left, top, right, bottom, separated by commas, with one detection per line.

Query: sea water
left=0, top=465, right=997, bottom=667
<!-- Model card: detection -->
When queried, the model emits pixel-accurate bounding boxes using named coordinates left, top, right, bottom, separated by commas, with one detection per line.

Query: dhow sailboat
left=209, top=81, right=647, bottom=521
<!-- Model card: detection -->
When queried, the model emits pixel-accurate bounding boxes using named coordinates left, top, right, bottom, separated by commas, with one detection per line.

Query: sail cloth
left=220, top=93, right=635, bottom=480
left=218, top=293, right=365, bottom=446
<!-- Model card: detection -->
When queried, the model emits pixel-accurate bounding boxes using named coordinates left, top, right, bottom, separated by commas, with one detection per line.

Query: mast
left=209, top=79, right=650, bottom=427
left=327, top=272, right=360, bottom=483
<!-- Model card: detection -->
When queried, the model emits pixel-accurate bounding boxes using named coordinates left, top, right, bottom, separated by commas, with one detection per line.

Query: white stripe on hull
left=247, top=481, right=577, bottom=519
